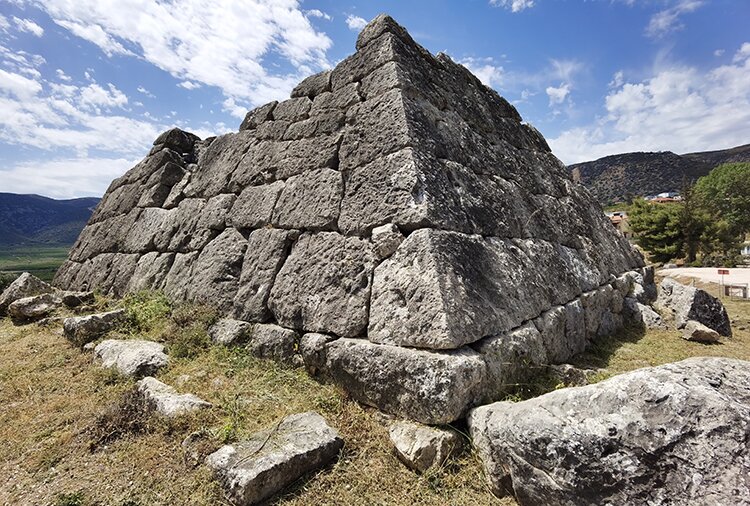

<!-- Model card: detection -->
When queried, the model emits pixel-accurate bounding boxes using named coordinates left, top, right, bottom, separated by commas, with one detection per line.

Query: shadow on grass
left=569, top=324, right=648, bottom=371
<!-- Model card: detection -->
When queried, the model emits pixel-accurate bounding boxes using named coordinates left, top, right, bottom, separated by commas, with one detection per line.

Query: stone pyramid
left=55, top=15, right=652, bottom=424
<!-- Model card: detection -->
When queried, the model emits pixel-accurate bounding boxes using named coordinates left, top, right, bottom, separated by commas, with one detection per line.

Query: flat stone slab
left=206, top=411, right=343, bottom=505
left=63, top=309, right=126, bottom=346
left=137, top=377, right=211, bottom=417
left=389, top=420, right=463, bottom=473
left=94, top=339, right=168, bottom=378
left=8, top=293, right=60, bottom=322
left=468, top=357, right=750, bottom=505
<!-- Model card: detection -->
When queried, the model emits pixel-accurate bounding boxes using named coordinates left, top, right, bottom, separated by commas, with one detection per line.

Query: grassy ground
left=0, top=293, right=508, bottom=506
left=572, top=277, right=750, bottom=378
left=1, top=279, right=748, bottom=506
left=0, top=246, right=70, bottom=284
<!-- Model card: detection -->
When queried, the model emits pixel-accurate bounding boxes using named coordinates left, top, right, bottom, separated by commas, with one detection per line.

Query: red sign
left=718, top=269, right=730, bottom=275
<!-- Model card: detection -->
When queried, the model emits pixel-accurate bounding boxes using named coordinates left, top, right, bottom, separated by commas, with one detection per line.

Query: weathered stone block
left=271, top=168, right=343, bottom=231
left=269, top=232, right=374, bottom=337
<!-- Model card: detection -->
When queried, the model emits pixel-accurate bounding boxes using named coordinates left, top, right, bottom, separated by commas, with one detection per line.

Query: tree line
left=627, top=162, right=750, bottom=266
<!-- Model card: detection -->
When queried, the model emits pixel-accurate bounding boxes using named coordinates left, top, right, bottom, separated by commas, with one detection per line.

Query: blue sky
left=0, top=0, right=748, bottom=198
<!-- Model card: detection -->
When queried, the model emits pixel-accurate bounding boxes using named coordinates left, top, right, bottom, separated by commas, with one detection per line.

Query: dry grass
left=572, top=276, right=750, bottom=379
left=0, top=299, right=509, bottom=506
left=1, top=279, right=748, bottom=505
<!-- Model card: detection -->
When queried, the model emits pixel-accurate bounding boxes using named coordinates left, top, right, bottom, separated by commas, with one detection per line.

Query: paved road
left=657, top=267, right=750, bottom=286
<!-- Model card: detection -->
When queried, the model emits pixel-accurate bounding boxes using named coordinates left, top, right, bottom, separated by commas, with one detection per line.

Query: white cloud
left=546, top=83, right=570, bottom=105
left=178, top=80, right=201, bottom=90
left=0, top=156, right=138, bottom=198
left=55, top=68, right=72, bottom=81
left=490, top=0, right=535, bottom=12
left=0, top=68, right=43, bottom=99
left=306, top=9, right=331, bottom=21
left=0, top=15, right=9, bottom=31
left=78, top=83, right=128, bottom=111
left=23, top=0, right=333, bottom=111
left=549, top=42, right=750, bottom=164
left=459, top=57, right=504, bottom=88
left=136, top=85, right=154, bottom=98
left=55, top=19, right=132, bottom=56
left=646, top=0, right=703, bottom=38
left=12, top=17, right=44, bottom=37
left=345, top=15, right=367, bottom=31
left=0, top=51, right=159, bottom=156
left=714, top=49, right=725, bottom=57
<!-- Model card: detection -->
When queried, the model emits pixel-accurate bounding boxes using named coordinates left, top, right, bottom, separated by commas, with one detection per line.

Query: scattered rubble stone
left=206, top=411, right=343, bottom=505
left=94, top=339, right=168, bottom=378
left=137, top=377, right=211, bottom=417
left=389, top=420, right=464, bottom=472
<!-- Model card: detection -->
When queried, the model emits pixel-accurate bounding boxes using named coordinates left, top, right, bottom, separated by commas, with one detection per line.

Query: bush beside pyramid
left=54, top=15, right=651, bottom=423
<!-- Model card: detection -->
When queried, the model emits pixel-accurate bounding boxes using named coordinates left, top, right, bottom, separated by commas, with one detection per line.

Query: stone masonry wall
left=54, top=15, right=649, bottom=424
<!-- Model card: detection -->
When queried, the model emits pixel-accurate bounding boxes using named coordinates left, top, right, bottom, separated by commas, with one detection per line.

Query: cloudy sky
left=0, top=0, right=748, bottom=198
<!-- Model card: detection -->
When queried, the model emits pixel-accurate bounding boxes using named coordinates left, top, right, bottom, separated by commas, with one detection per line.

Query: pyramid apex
left=356, top=14, right=413, bottom=50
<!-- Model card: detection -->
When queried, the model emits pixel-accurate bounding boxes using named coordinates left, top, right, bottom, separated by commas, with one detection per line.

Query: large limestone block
left=186, top=228, right=247, bottom=312
left=268, top=232, right=375, bottom=337
left=186, top=131, right=255, bottom=198
left=657, top=278, right=731, bottom=337
left=206, top=412, right=343, bottom=505
left=369, top=230, right=586, bottom=350
left=232, top=228, right=298, bottom=322
left=126, top=252, right=175, bottom=293
left=246, top=323, right=298, bottom=366
left=271, top=168, right=343, bottom=231
left=228, top=181, right=284, bottom=229
left=209, top=318, right=253, bottom=346
left=0, top=272, right=54, bottom=316
left=325, top=338, right=486, bottom=424
left=468, top=357, right=750, bottom=506
left=233, top=134, right=341, bottom=188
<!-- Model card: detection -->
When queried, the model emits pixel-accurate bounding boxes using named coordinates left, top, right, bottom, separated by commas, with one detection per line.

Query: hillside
left=0, top=193, right=99, bottom=247
left=569, top=144, right=750, bottom=204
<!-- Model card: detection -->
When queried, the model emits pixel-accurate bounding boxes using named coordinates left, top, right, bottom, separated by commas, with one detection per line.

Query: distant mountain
left=0, top=193, right=100, bottom=248
left=569, top=144, right=750, bottom=205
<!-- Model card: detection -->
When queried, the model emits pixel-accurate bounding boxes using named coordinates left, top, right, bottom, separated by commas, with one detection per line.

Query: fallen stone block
left=389, top=420, right=464, bottom=473
left=94, top=339, right=168, bottom=378
left=137, top=377, right=211, bottom=417
left=0, top=272, right=54, bottom=316
left=682, top=320, right=721, bottom=343
left=60, top=290, right=95, bottom=308
left=8, top=293, right=61, bottom=322
left=657, top=278, right=731, bottom=336
left=63, top=309, right=126, bottom=346
left=206, top=411, right=343, bottom=505
left=468, top=357, right=750, bottom=505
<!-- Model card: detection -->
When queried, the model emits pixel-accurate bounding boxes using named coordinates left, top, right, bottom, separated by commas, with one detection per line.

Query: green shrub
left=54, top=491, right=85, bottom=506
left=160, top=301, right=218, bottom=359
left=122, top=290, right=172, bottom=333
